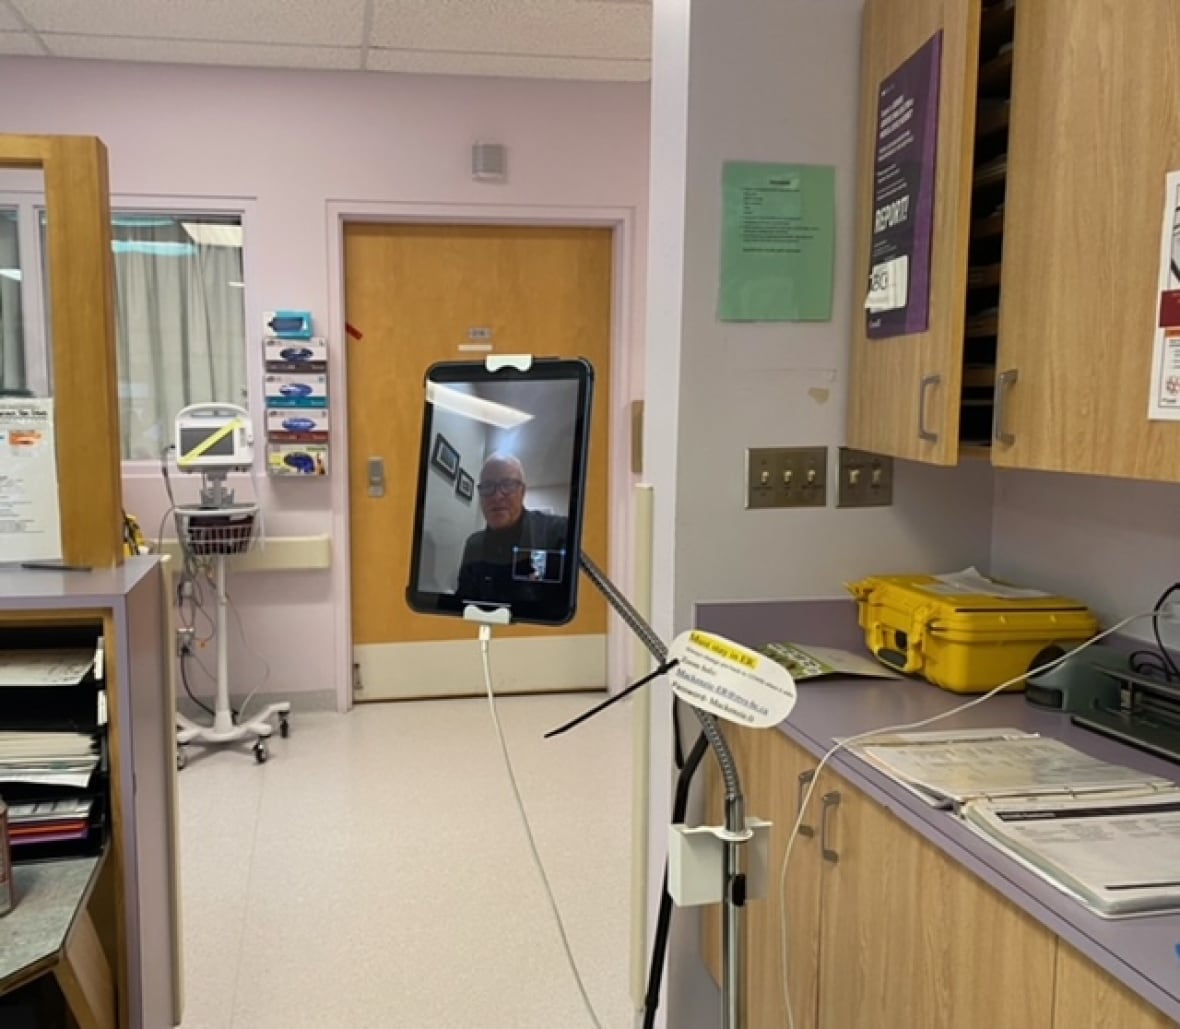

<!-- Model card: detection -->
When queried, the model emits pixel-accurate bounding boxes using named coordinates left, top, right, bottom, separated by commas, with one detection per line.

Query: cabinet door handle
left=918, top=373, right=941, bottom=444
left=820, top=791, right=841, bottom=864
left=992, top=368, right=1019, bottom=446
left=796, top=770, right=816, bottom=838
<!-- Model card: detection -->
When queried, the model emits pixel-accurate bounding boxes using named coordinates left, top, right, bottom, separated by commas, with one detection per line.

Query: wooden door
left=846, top=0, right=981, bottom=464
left=701, top=728, right=823, bottom=1029
left=817, top=770, right=1056, bottom=1029
left=993, top=1, right=1180, bottom=479
left=345, top=224, right=612, bottom=700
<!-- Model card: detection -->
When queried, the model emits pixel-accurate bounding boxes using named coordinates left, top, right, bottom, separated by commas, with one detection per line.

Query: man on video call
left=456, top=453, right=568, bottom=602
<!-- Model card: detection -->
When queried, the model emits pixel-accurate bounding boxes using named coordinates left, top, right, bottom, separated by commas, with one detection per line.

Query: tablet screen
left=406, top=358, right=594, bottom=626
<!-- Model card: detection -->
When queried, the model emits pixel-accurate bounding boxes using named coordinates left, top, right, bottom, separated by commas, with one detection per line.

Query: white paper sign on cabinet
left=1149, top=170, right=1180, bottom=421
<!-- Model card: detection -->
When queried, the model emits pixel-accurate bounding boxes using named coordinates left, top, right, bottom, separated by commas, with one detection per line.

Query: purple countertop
left=695, top=598, right=1180, bottom=1024
left=0, top=557, right=157, bottom=607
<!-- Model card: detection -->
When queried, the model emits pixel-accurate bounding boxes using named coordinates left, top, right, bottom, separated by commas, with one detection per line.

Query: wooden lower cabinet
left=703, top=727, right=1176, bottom=1028
left=1053, top=943, right=1176, bottom=1029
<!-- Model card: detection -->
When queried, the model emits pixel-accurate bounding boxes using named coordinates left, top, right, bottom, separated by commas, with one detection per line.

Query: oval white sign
left=666, top=630, right=797, bottom=729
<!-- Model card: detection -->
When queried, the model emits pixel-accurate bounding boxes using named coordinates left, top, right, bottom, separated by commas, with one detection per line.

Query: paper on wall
left=0, top=398, right=62, bottom=563
left=1149, top=170, right=1180, bottom=420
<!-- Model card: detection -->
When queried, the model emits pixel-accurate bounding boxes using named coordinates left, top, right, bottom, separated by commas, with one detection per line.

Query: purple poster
left=866, top=32, right=942, bottom=339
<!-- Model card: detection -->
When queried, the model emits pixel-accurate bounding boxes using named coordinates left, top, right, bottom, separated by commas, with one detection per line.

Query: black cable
left=1151, top=584, right=1180, bottom=682
left=1130, top=649, right=1173, bottom=682
left=672, top=699, right=686, bottom=771
left=179, top=649, right=216, bottom=718
left=543, top=660, right=678, bottom=738
left=643, top=731, right=709, bottom=1029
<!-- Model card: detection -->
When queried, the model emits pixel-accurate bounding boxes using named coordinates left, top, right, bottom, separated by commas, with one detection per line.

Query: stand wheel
left=176, top=748, right=188, bottom=771
left=254, top=740, right=269, bottom=764
left=279, top=715, right=290, bottom=739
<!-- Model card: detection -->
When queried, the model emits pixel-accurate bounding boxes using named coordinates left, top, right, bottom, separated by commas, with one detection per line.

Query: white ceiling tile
left=366, top=47, right=649, bottom=82
left=0, top=30, right=42, bottom=55
left=45, top=35, right=363, bottom=71
left=370, top=0, right=651, bottom=61
left=14, top=0, right=367, bottom=47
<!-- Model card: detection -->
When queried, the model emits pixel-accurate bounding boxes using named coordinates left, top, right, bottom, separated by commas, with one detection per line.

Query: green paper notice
left=719, top=162, right=835, bottom=322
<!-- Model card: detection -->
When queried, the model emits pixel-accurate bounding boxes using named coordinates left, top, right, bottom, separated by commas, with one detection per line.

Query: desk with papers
left=697, top=598, right=1180, bottom=1028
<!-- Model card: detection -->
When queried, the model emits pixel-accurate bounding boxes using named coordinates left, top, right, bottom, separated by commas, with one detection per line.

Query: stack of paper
left=962, top=790, right=1180, bottom=917
left=7, top=797, right=95, bottom=847
left=851, top=729, right=1171, bottom=808
left=0, top=643, right=105, bottom=860
left=0, top=731, right=100, bottom=787
left=847, top=728, right=1180, bottom=917
left=0, top=648, right=95, bottom=687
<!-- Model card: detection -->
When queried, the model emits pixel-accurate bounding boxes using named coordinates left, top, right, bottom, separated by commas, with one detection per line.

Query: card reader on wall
left=1025, top=645, right=1129, bottom=713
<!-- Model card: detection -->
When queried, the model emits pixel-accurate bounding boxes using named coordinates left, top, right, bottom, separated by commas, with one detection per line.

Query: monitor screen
left=179, top=426, right=236, bottom=458
left=406, top=358, right=594, bottom=626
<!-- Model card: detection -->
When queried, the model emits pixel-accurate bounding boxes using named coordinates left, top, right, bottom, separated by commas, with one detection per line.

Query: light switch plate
left=837, top=447, right=894, bottom=507
left=746, top=446, right=828, bottom=509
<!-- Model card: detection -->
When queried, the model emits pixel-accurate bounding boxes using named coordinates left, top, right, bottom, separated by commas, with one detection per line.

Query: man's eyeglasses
left=476, top=478, right=524, bottom=497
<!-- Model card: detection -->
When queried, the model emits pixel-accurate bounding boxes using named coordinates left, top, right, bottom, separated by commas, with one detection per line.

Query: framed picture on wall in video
left=455, top=468, right=474, bottom=501
left=430, top=433, right=460, bottom=480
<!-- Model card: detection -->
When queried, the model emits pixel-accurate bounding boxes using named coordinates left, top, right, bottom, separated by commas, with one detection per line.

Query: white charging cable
left=477, top=625, right=604, bottom=1029
left=778, top=609, right=1157, bottom=1029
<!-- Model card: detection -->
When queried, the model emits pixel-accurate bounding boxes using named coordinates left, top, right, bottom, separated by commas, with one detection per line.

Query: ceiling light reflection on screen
left=427, top=382, right=534, bottom=429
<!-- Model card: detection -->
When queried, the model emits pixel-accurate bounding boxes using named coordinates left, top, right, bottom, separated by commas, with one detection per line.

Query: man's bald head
left=477, top=453, right=527, bottom=531
left=480, top=453, right=525, bottom=484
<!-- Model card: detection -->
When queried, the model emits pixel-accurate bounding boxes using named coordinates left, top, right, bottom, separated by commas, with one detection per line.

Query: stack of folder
left=848, top=728, right=1180, bottom=917
left=0, top=637, right=108, bottom=862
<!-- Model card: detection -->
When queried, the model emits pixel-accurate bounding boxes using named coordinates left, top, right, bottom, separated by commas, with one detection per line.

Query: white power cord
left=778, top=609, right=1157, bottom=1029
left=477, top=625, right=604, bottom=1029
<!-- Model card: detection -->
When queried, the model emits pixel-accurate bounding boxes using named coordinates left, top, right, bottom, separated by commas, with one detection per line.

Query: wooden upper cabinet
left=993, top=1, right=1180, bottom=479
left=847, top=0, right=981, bottom=465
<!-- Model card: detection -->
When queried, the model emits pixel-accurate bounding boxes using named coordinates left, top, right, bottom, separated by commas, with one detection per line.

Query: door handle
left=992, top=368, right=1019, bottom=446
left=368, top=457, right=386, bottom=498
left=820, top=791, right=841, bottom=864
left=796, top=770, right=816, bottom=838
left=918, top=374, right=941, bottom=444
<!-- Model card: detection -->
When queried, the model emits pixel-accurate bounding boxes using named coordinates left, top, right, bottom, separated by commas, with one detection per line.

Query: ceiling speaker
left=472, top=142, right=507, bottom=182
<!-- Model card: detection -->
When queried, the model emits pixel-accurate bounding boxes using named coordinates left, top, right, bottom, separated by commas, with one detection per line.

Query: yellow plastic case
left=848, top=573, right=1098, bottom=694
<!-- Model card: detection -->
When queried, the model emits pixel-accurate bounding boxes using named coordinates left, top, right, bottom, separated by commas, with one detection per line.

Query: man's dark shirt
left=455, top=509, right=568, bottom=602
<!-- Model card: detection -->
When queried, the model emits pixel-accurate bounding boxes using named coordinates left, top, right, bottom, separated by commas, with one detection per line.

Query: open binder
left=848, top=729, right=1180, bottom=917
left=0, top=626, right=108, bottom=863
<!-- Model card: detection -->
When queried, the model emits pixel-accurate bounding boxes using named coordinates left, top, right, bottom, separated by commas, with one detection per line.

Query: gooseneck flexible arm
left=579, top=551, right=747, bottom=1029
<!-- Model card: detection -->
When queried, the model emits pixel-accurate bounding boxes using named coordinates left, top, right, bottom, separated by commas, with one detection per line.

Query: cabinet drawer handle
left=993, top=368, right=1019, bottom=446
left=820, top=791, right=841, bottom=864
left=918, top=373, right=941, bottom=444
left=796, top=770, right=816, bottom=838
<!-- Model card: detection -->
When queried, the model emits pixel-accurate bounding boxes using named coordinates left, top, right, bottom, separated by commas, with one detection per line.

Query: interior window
left=40, top=211, right=247, bottom=460
left=0, top=209, right=26, bottom=392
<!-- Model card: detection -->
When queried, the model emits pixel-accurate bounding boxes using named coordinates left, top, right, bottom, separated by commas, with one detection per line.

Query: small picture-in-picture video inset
left=405, top=357, right=594, bottom=626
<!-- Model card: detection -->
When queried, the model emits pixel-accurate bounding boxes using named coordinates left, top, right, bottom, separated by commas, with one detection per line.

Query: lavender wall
left=991, top=470, right=1180, bottom=649
left=0, top=56, right=651, bottom=702
left=645, top=1, right=995, bottom=1025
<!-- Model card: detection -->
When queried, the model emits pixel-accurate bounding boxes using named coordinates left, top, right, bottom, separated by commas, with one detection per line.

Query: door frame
left=325, top=200, right=639, bottom=712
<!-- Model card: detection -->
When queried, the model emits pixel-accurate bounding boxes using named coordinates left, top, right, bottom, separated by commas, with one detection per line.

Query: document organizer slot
left=0, top=622, right=109, bottom=863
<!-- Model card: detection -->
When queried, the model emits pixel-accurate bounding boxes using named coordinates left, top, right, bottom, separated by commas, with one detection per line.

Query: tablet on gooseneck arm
left=405, top=357, right=595, bottom=627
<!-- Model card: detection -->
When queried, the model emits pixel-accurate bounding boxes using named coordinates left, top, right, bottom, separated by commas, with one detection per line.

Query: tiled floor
left=176, top=693, right=636, bottom=1029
